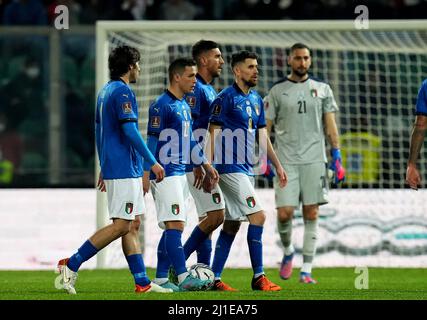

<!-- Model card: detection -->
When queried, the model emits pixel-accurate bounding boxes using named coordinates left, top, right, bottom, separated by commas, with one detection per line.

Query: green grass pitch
left=0, top=268, right=425, bottom=300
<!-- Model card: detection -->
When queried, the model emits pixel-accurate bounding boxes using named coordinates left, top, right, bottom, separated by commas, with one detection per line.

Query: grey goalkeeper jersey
left=264, top=77, right=338, bottom=165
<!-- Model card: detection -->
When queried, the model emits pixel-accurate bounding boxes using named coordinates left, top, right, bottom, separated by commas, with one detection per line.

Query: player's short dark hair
left=290, top=43, right=311, bottom=54
left=168, top=58, right=197, bottom=82
left=191, top=40, right=219, bottom=63
left=108, top=45, right=140, bottom=80
left=231, top=50, right=259, bottom=69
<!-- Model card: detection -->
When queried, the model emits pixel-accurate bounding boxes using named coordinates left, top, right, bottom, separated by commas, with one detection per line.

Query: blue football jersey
left=147, top=90, right=194, bottom=179
left=184, top=74, right=217, bottom=172
left=209, top=83, right=266, bottom=175
left=95, top=80, right=143, bottom=179
left=415, top=79, right=427, bottom=115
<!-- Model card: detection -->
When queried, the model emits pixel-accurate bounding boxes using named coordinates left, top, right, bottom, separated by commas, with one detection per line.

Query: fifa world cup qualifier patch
left=125, top=202, right=134, bottom=214
left=212, top=104, right=221, bottom=116
left=212, top=193, right=221, bottom=204
left=171, top=204, right=180, bottom=215
left=151, top=116, right=161, bottom=128
left=186, top=96, right=196, bottom=108
left=122, top=102, right=132, bottom=114
left=246, top=196, right=256, bottom=208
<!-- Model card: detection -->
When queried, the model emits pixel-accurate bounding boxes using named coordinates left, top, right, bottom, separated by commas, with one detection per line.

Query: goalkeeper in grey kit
left=264, top=43, right=345, bottom=284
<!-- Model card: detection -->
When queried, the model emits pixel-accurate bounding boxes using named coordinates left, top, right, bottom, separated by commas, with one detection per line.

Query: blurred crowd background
left=0, top=0, right=426, bottom=187
left=1, top=0, right=427, bottom=24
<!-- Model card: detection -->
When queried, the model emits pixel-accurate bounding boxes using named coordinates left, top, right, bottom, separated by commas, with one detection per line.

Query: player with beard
left=180, top=40, right=226, bottom=267
left=56, top=46, right=171, bottom=294
left=264, top=43, right=345, bottom=284
left=208, top=50, right=287, bottom=291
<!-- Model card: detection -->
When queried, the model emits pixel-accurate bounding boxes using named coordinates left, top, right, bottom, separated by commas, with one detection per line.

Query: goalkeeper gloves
left=329, top=148, right=345, bottom=184
left=261, top=158, right=275, bottom=180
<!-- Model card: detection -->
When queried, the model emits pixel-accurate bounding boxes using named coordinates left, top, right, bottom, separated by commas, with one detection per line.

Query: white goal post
left=95, top=20, right=427, bottom=269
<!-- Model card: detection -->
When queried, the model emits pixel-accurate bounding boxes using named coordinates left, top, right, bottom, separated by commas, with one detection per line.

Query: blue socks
left=165, top=229, right=187, bottom=276
left=126, top=254, right=150, bottom=287
left=183, top=226, right=209, bottom=260
left=197, top=238, right=212, bottom=266
left=67, top=240, right=98, bottom=272
left=156, top=231, right=171, bottom=279
left=211, top=230, right=236, bottom=278
left=247, top=224, right=264, bottom=275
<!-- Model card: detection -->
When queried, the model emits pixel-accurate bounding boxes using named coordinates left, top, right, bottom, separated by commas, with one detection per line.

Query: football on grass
left=188, top=263, right=215, bottom=289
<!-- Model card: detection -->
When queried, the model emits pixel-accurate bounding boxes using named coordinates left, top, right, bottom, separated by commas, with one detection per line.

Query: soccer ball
left=188, top=263, right=215, bottom=289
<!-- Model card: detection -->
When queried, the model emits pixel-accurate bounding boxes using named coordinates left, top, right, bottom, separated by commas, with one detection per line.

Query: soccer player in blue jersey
left=181, top=40, right=226, bottom=267
left=406, top=79, right=427, bottom=190
left=208, top=50, right=288, bottom=291
left=144, top=58, right=218, bottom=291
left=56, top=46, right=172, bottom=295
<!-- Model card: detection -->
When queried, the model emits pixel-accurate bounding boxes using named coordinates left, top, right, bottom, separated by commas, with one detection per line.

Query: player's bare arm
left=151, top=162, right=165, bottom=183
left=202, top=162, right=219, bottom=184
left=323, top=112, right=340, bottom=149
left=258, top=127, right=287, bottom=188
left=142, top=171, right=150, bottom=195
left=193, top=166, right=205, bottom=189
left=202, top=123, right=222, bottom=193
left=406, top=115, right=427, bottom=189
left=97, top=172, right=106, bottom=192
left=208, top=123, right=222, bottom=163
left=266, top=119, right=274, bottom=137
left=324, top=112, right=346, bottom=183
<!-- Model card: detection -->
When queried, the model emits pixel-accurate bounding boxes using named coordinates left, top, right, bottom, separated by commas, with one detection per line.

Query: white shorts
left=186, top=172, right=225, bottom=218
left=151, top=175, right=190, bottom=229
left=219, top=173, right=263, bottom=221
left=105, top=178, right=145, bottom=221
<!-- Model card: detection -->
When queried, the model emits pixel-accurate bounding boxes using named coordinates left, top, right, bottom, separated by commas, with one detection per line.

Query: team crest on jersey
left=213, top=104, right=221, bottom=116
left=212, top=193, right=221, bottom=204
left=246, top=196, right=256, bottom=208
left=246, top=106, right=252, bottom=117
left=171, top=204, right=180, bottom=215
left=151, top=116, right=161, bottom=128
left=125, top=202, right=134, bottom=215
left=122, top=102, right=132, bottom=114
left=310, top=89, right=318, bottom=97
left=186, top=96, right=196, bottom=108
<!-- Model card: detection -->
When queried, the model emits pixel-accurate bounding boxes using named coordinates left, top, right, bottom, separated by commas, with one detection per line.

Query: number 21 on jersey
left=298, top=100, right=307, bottom=114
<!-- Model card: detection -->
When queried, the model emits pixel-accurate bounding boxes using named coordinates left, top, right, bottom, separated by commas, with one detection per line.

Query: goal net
left=95, top=21, right=427, bottom=268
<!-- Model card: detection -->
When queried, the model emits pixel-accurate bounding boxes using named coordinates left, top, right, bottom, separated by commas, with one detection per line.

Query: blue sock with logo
left=156, top=231, right=171, bottom=279
left=211, top=230, right=236, bottom=278
left=196, top=238, right=212, bottom=266
left=247, top=224, right=264, bottom=275
left=183, top=226, right=208, bottom=260
left=67, top=240, right=98, bottom=272
left=165, top=229, right=187, bottom=276
left=126, top=254, right=151, bottom=287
